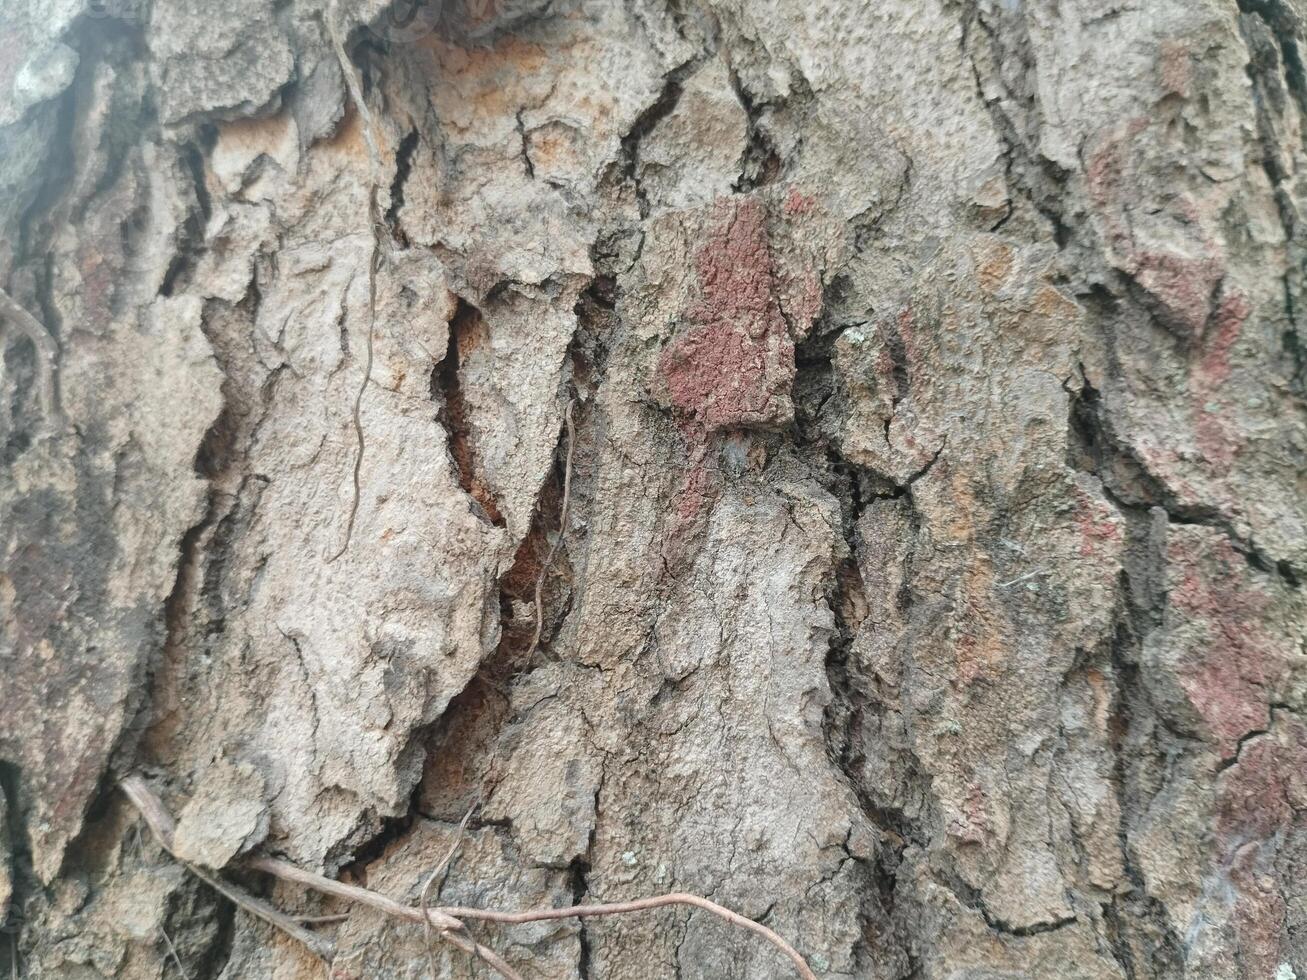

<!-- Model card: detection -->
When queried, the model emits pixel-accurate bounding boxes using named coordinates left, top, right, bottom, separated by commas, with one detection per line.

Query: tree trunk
left=2, top=0, right=1305, bottom=977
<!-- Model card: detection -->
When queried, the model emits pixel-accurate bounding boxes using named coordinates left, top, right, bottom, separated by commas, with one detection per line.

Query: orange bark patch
left=321, top=102, right=370, bottom=160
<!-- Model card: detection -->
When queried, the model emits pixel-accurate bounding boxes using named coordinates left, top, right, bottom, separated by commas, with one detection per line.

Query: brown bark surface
left=2, top=0, right=1305, bottom=977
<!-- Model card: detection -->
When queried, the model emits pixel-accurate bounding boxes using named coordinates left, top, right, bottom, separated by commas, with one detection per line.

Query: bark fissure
left=955, top=0, right=1075, bottom=247
left=1069, top=392, right=1202, bottom=975
left=385, top=127, right=419, bottom=246
left=1068, top=369, right=1300, bottom=586
left=433, top=298, right=506, bottom=527
left=727, top=67, right=784, bottom=193
left=620, top=55, right=712, bottom=217
left=0, top=761, right=33, bottom=978
left=1237, top=0, right=1307, bottom=396
left=568, top=855, right=593, bottom=980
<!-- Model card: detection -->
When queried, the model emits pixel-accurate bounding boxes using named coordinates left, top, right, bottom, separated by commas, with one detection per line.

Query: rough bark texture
left=2, top=0, right=1306, bottom=977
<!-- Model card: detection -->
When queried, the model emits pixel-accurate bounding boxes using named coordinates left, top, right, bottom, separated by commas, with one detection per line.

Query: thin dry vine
left=120, top=776, right=817, bottom=980
left=527, top=396, right=577, bottom=661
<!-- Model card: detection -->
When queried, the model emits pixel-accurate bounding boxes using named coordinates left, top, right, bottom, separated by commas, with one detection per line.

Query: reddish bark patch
left=1211, top=719, right=1306, bottom=974
left=1199, top=288, right=1250, bottom=388
left=674, top=450, right=716, bottom=522
left=658, top=197, right=796, bottom=438
left=1191, top=288, right=1250, bottom=470
left=783, top=186, right=816, bottom=216
left=1158, top=40, right=1193, bottom=98
left=1075, top=490, right=1124, bottom=558
left=1136, top=249, right=1224, bottom=336
left=1217, top=721, right=1307, bottom=844
left=948, top=780, right=991, bottom=845
left=1167, top=533, right=1285, bottom=757
left=1085, top=117, right=1150, bottom=262
left=655, top=197, right=814, bottom=540
left=1193, top=408, right=1237, bottom=471
left=1227, top=847, right=1289, bottom=980
left=1082, top=501, right=1124, bottom=556
left=76, top=242, right=115, bottom=328
left=1085, top=120, right=1227, bottom=336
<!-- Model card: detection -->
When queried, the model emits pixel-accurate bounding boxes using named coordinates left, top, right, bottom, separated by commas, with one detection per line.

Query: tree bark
left=2, top=0, right=1305, bottom=977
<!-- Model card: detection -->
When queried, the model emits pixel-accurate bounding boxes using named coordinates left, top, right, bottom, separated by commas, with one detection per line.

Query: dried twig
left=240, top=853, right=522, bottom=980
left=292, top=913, right=352, bottom=925
left=119, top=776, right=336, bottom=961
left=121, top=773, right=818, bottom=980
left=420, top=803, right=478, bottom=980
left=526, top=397, right=577, bottom=660
left=0, top=287, right=61, bottom=434
left=997, top=568, right=1046, bottom=589
left=242, top=853, right=460, bottom=932
left=444, top=894, right=818, bottom=980
left=324, top=4, right=382, bottom=180
left=159, top=924, right=191, bottom=980
left=323, top=5, right=387, bottom=564
left=122, top=776, right=517, bottom=978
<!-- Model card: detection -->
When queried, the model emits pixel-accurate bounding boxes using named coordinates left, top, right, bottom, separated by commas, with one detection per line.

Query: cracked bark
left=2, top=1, right=1306, bottom=979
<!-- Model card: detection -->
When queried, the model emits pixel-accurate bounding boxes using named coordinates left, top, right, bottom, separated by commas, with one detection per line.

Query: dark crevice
left=1274, top=559, right=1301, bottom=587
left=955, top=1, right=1075, bottom=249
left=349, top=33, right=387, bottom=101
left=1237, top=0, right=1307, bottom=396
left=116, top=293, right=250, bottom=769
left=1000, top=916, right=1078, bottom=937
left=162, top=872, right=238, bottom=980
left=1215, top=726, right=1270, bottom=775
left=433, top=298, right=506, bottom=527
left=113, top=486, right=222, bottom=776
left=883, top=318, right=911, bottom=409
left=17, top=48, right=80, bottom=252
left=481, top=278, right=618, bottom=681
left=333, top=809, right=419, bottom=885
left=568, top=855, right=592, bottom=978
left=0, top=762, right=33, bottom=979
left=515, top=109, right=535, bottom=180
left=1101, top=896, right=1139, bottom=980
left=194, top=405, right=240, bottom=481
left=160, top=136, right=215, bottom=297
left=385, top=127, right=419, bottom=246
left=4, top=21, right=88, bottom=459
left=897, top=438, right=945, bottom=495
left=727, top=67, right=783, bottom=192
left=619, top=55, right=710, bottom=218
left=439, top=0, right=557, bottom=47
left=937, top=869, right=1078, bottom=938
left=1104, top=604, right=1188, bottom=979
left=793, top=313, right=925, bottom=978
left=123, top=287, right=266, bottom=779
left=415, top=274, right=615, bottom=823
left=498, top=420, right=576, bottom=669
left=1213, top=705, right=1292, bottom=775
left=110, top=342, right=240, bottom=766
left=163, top=507, right=220, bottom=660
left=1065, top=346, right=1197, bottom=975
left=1067, top=368, right=1301, bottom=587
left=1238, top=0, right=1307, bottom=119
